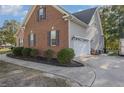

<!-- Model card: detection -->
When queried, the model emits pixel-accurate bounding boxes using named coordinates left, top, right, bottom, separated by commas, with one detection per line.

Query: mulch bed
left=6, top=53, right=84, bottom=67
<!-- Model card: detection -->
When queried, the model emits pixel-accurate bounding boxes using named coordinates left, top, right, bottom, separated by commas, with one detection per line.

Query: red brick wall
left=24, top=5, right=68, bottom=56
left=16, top=27, right=24, bottom=46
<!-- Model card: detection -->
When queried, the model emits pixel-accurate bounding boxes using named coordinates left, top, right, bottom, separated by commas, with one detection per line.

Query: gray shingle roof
left=72, top=7, right=97, bottom=24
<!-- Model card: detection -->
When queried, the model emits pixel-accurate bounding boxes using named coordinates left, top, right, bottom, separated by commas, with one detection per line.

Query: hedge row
left=12, top=47, right=75, bottom=64
left=12, top=47, right=38, bottom=57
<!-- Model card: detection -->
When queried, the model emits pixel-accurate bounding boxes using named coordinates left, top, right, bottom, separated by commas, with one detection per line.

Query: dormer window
left=38, top=5, right=46, bottom=21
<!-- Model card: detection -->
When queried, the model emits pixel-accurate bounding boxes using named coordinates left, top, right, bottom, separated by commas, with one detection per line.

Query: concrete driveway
left=84, top=55, right=124, bottom=87
left=1, top=54, right=124, bottom=87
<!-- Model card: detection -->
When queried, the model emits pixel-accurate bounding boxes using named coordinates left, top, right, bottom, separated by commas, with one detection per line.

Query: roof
left=72, top=7, right=97, bottom=24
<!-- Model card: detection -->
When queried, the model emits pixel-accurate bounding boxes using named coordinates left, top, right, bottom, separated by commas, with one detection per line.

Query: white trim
left=96, top=8, right=104, bottom=35
left=73, top=36, right=91, bottom=56
left=52, top=5, right=70, bottom=15
left=68, top=20, right=71, bottom=48
left=23, top=5, right=36, bottom=26
left=73, top=35, right=90, bottom=41
left=50, top=30, right=57, bottom=46
left=88, top=8, right=97, bottom=25
left=63, top=15, right=88, bottom=27
left=88, top=7, right=103, bottom=36
left=70, top=15, right=88, bottom=27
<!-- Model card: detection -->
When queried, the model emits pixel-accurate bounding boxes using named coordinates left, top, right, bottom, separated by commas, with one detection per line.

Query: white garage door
left=73, top=40, right=90, bottom=57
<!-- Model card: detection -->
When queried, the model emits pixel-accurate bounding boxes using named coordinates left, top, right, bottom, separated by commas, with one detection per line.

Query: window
left=51, top=31, right=57, bottom=46
left=48, top=30, right=59, bottom=46
left=30, top=33, right=34, bottom=46
left=29, top=32, right=36, bottom=47
left=19, top=38, right=23, bottom=47
left=18, top=38, right=23, bottom=47
left=38, top=6, right=46, bottom=21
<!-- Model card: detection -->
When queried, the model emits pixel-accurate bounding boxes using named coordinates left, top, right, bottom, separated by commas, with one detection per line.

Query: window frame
left=18, top=38, right=23, bottom=47
left=50, top=30, right=57, bottom=46
left=29, top=32, right=36, bottom=47
left=20, top=38, right=23, bottom=47
left=38, top=5, right=46, bottom=21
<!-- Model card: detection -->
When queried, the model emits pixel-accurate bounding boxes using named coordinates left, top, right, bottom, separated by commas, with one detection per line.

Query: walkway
left=0, top=54, right=95, bottom=87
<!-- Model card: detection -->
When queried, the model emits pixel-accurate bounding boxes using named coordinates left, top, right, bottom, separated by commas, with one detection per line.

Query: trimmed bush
left=22, top=48, right=32, bottom=57
left=11, top=47, right=15, bottom=51
left=30, top=48, right=38, bottom=57
left=57, top=48, right=75, bottom=64
left=44, top=49, right=54, bottom=61
left=13, top=47, right=24, bottom=56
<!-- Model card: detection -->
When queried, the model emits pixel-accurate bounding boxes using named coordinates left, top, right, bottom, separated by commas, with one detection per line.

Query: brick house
left=16, top=5, right=104, bottom=57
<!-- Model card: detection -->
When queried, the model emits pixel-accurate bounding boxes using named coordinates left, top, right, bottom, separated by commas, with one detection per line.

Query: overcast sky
left=0, top=5, right=97, bottom=27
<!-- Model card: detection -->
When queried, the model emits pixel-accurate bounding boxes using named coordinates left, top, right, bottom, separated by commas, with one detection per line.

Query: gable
left=22, top=5, right=88, bottom=27
left=24, top=5, right=68, bottom=29
left=73, top=7, right=97, bottom=24
left=22, top=5, right=69, bottom=27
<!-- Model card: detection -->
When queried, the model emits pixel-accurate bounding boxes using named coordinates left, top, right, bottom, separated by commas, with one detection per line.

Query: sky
left=0, top=5, right=97, bottom=27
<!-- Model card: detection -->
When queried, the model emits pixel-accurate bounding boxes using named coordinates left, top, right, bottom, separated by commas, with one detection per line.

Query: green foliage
left=0, top=48, right=11, bottom=54
left=22, top=48, right=32, bottom=57
left=13, top=47, right=24, bottom=56
left=57, top=48, right=75, bottom=64
left=108, top=50, right=119, bottom=56
left=30, top=48, right=38, bottom=57
left=10, top=47, right=15, bottom=51
left=44, top=49, right=54, bottom=61
left=100, top=6, right=124, bottom=51
left=0, top=20, right=20, bottom=45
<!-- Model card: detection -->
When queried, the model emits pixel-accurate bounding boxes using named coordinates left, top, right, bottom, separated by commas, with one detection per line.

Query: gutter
left=63, top=15, right=88, bottom=28
left=54, top=5, right=88, bottom=28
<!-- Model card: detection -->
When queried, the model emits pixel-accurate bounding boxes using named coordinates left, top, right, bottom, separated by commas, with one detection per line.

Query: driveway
left=82, top=55, right=124, bottom=87
left=1, top=54, right=124, bottom=87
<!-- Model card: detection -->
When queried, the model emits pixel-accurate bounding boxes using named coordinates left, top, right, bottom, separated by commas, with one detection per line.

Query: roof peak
left=72, top=7, right=97, bottom=14
left=72, top=7, right=97, bottom=24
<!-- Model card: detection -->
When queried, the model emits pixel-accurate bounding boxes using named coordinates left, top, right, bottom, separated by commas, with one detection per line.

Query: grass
left=108, top=50, right=119, bottom=56
left=0, top=61, right=76, bottom=87
left=0, top=48, right=11, bottom=54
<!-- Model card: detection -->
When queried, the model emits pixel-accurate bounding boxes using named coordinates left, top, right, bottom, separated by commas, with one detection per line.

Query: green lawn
left=0, top=48, right=11, bottom=54
left=0, top=61, right=76, bottom=87
left=108, top=50, right=119, bottom=56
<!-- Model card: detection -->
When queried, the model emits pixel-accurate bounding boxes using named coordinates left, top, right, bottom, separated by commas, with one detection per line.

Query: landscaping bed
left=7, top=53, right=84, bottom=67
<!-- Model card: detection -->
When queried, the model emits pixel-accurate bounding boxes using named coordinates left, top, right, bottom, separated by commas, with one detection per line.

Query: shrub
left=13, top=47, right=24, bottom=56
left=44, top=49, right=54, bottom=61
left=10, top=47, right=15, bottom=50
left=22, top=48, right=32, bottom=57
left=57, top=48, right=75, bottom=64
left=30, top=48, right=38, bottom=57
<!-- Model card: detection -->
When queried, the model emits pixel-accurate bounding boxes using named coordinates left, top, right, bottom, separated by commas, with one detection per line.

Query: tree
left=100, top=5, right=124, bottom=51
left=2, top=20, right=20, bottom=33
left=0, top=30, right=6, bottom=45
left=0, top=20, right=20, bottom=45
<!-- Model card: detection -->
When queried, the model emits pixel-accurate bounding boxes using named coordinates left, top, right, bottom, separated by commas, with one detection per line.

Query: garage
left=72, top=36, right=91, bottom=57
